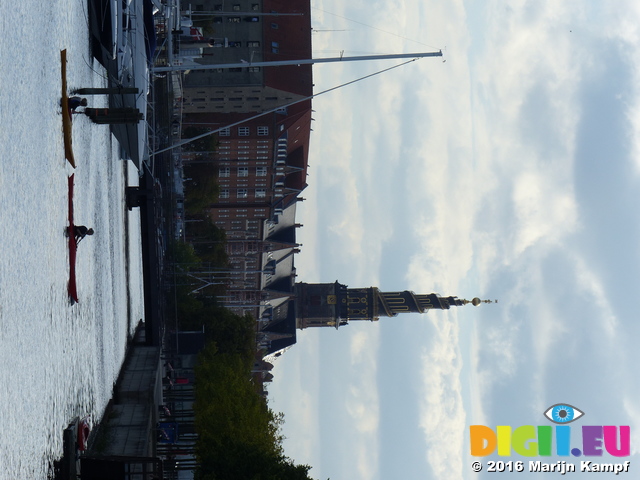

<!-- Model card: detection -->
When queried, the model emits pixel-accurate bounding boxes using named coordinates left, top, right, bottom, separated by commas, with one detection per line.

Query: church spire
left=295, top=281, right=492, bottom=329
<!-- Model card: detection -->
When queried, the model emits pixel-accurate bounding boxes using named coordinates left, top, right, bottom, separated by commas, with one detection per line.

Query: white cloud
left=623, top=397, right=640, bottom=456
left=297, top=2, right=640, bottom=479
left=511, top=171, right=578, bottom=257
left=346, top=328, right=380, bottom=478
left=418, top=316, right=465, bottom=479
left=268, top=333, right=321, bottom=467
left=618, top=5, right=640, bottom=174
left=569, top=252, right=618, bottom=337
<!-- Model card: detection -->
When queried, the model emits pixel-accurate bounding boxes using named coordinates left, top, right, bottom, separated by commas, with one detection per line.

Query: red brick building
left=181, top=0, right=312, bottom=322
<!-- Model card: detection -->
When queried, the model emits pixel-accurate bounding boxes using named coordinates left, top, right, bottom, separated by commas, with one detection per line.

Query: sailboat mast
left=153, top=51, right=442, bottom=73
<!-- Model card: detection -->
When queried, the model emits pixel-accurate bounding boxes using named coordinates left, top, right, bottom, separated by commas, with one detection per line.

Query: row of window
left=217, top=157, right=271, bottom=161
left=227, top=41, right=261, bottom=48
left=220, top=189, right=267, bottom=198
left=204, top=67, right=261, bottom=73
left=195, top=96, right=263, bottom=102
left=216, top=210, right=266, bottom=216
left=220, top=167, right=268, bottom=177
left=218, top=146, right=269, bottom=153
left=219, top=127, right=269, bottom=136
left=213, top=16, right=260, bottom=23
left=212, top=4, right=261, bottom=11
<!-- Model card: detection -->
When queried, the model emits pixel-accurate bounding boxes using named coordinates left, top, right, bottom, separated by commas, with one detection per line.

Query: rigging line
left=311, top=6, right=441, bottom=50
left=151, top=58, right=420, bottom=156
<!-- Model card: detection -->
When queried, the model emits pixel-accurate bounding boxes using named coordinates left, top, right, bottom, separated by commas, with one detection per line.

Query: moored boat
left=77, top=415, right=91, bottom=451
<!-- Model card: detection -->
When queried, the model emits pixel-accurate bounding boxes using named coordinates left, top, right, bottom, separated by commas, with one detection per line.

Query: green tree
left=194, top=344, right=316, bottom=480
left=188, top=216, right=229, bottom=266
left=182, top=127, right=219, bottom=153
left=167, top=240, right=205, bottom=317
left=184, top=163, right=220, bottom=215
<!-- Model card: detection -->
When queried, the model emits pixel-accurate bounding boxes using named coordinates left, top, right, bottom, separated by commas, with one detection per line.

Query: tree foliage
left=187, top=216, right=229, bottom=266
left=182, top=127, right=220, bottom=153
left=194, top=345, right=315, bottom=480
left=184, top=162, right=220, bottom=215
left=167, top=243, right=314, bottom=478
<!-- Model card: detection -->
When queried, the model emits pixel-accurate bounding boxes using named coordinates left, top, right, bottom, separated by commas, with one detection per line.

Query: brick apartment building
left=180, top=0, right=312, bottom=327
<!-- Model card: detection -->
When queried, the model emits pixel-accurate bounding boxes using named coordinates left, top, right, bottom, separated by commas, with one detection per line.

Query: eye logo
left=544, top=404, right=584, bottom=424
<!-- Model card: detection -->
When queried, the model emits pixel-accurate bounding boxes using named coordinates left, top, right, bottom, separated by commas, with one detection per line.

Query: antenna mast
left=153, top=51, right=442, bottom=73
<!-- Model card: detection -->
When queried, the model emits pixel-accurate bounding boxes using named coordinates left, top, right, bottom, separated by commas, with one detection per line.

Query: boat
left=88, top=0, right=154, bottom=168
left=68, top=174, right=78, bottom=303
left=77, top=415, right=91, bottom=451
left=60, top=50, right=76, bottom=168
left=88, top=0, right=118, bottom=68
left=59, top=415, right=91, bottom=479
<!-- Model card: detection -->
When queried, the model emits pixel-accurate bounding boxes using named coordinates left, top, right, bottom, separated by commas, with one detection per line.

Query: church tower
left=295, top=281, right=488, bottom=329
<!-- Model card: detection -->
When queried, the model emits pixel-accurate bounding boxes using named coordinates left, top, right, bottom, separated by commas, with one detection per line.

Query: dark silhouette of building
left=179, top=0, right=313, bottom=318
left=257, top=281, right=490, bottom=354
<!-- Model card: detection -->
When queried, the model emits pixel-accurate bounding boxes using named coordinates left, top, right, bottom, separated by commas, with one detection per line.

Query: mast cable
left=151, top=58, right=420, bottom=156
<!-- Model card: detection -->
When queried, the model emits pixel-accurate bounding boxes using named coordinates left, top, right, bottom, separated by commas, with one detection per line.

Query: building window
left=220, top=189, right=229, bottom=199
left=228, top=17, right=241, bottom=23
left=219, top=127, right=230, bottom=136
left=238, top=127, right=250, bottom=136
left=237, top=189, right=248, bottom=198
left=248, top=67, right=261, bottom=72
left=232, top=4, right=240, bottom=10
left=257, top=126, right=269, bottom=136
left=256, top=167, right=267, bottom=176
left=255, top=189, right=266, bottom=198
left=237, top=167, right=249, bottom=177
left=271, top=23, right=278, bottom=29
left=252, top=4, right=260, bottom=10
left=247, top=41, right=260, bottom=47
left=219, top=167, right=230, bottom=177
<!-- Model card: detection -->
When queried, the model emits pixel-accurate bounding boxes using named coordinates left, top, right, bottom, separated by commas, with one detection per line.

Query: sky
left=268, top=1, right=640, bottom=479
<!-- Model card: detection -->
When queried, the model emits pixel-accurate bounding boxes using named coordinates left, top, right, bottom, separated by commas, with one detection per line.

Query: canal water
left=0, top=1, right=145, bottom=478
